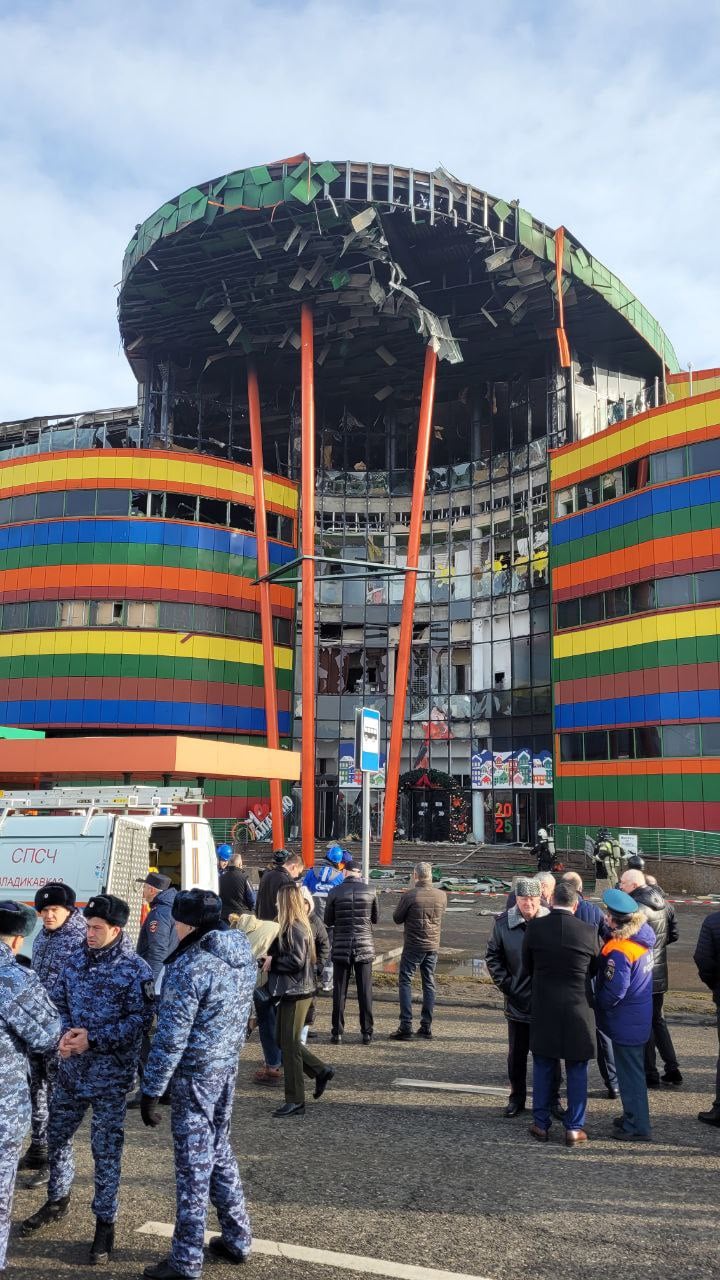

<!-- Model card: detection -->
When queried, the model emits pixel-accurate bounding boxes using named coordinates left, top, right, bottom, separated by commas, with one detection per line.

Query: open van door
left=146, top=817, right=218, bottom=894
left=105, top=818, right=152, bottom=943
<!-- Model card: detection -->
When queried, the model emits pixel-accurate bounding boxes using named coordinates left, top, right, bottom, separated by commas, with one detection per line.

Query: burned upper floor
left=118, top=157, right=678, bottom=420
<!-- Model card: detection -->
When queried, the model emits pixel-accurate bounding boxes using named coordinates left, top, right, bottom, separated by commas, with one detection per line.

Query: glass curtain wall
left=304, top=371, right=562, bottom=844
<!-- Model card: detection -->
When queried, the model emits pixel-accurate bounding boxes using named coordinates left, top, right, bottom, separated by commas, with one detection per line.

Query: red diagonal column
left=300, top=302, right=316, bottom=867
left=247, top=360, right=285, bottom=851
left=379, top=346, right=438, bottom=865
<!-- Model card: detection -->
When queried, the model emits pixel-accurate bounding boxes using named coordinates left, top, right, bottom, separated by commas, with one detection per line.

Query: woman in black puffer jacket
left=265, top=884, right=333, bottom=1117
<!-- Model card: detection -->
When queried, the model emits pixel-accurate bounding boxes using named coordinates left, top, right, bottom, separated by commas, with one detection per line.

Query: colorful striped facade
left=550, top=380, right=720, bottom=852
left=0, top=448, right=298, bottom=823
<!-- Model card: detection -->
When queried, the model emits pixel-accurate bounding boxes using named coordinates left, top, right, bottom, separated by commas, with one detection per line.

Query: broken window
left=60, top=601, right=89, bottom=627
left=199, top=497, right=229, bottom=526
left=90, top=601, right=125, bottom=626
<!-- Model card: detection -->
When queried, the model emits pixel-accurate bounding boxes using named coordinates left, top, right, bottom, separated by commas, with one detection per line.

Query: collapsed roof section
left=118, top=157, right=679, bottom=398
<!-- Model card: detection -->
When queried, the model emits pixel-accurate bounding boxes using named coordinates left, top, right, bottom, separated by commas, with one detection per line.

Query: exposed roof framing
left=118, top=157, right=679, bottom=393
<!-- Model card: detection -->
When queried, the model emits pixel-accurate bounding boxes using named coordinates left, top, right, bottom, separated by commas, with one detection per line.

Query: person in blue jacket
left=0, top=899, right=62, bottom=1275
left=127, top=872, right=179, bottom=1109
left=136, top=873, right=178, bottom=983
left=596, top=888, right=656, bottom=1142
left=140, top=889, right=256, bottom=1280
left=21, top=893, right=155, bottom=1266
left=18, top=881, right=86, bottom=1186
left=303, top=846, right=346, bottom=991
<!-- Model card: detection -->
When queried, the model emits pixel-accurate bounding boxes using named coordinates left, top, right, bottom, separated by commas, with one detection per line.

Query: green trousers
left=276, top=998, right=326, bottom=1105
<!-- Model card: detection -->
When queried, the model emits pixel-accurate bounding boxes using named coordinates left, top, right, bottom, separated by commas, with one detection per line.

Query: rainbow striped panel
left=0, top=451, right=297, bottom=744
left=551, top=390, right=720, bottom=840
left=551, top=390, right=720, bottom=490
left=0, top=450, right=298, bottom=513
left=0, top=520, right=295, bottom=613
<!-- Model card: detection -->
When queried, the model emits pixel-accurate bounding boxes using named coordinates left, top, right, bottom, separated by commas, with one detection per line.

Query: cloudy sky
left=2, top=0, right=719, bottom=419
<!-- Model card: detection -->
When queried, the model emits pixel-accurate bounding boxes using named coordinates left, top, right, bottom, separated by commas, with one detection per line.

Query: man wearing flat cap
left=140, top=888, right=256, bottom=1280
left=486, top=877, right=561, bottom=1118
left=0, top=900, right=61, bottom=1275
left=136, top=873, right=178, bottom=985
left=16, top=882, right=87, bottom=1187
left=22, top=893, right=155, bottom=1266
left=596, top=888, right=655, bottom=1142
left=127, top=874, right=179, bottom=1110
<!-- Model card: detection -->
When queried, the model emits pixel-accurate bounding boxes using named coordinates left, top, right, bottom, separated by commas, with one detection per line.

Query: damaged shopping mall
left=5, top=155, right=716, bottom=858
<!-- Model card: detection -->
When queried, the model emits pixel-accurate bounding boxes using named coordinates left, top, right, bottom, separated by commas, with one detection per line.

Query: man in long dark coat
left=522, top=879, right=600, bottom=1146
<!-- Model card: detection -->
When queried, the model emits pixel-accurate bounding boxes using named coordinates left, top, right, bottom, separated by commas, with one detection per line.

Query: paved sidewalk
left=9, top=1000, right=720, bottom=1280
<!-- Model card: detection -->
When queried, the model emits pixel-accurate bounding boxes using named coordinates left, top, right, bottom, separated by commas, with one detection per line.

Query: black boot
left=698, top=1103, right=720, bottom=1127
left=20, top=1195, right=71, bottom=1236
left=207, top=1236, right=250, bottom=1264
left=90, top=1218, right=115, bottom=1264
left=24, top=1164, right=50, bottom=1189
left=17, top=1142, right=48, bottom=1171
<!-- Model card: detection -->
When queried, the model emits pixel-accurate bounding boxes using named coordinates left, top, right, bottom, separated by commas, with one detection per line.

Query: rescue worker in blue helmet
left=18, top=881, right=86, bottom=1188
left=0, top=900, right=61, bottom=1276
left=21, top=893, right=155, bottom=1266
left=140, top=888, right=256, bottom=1280
left=216, top=843, right=233, bottom=875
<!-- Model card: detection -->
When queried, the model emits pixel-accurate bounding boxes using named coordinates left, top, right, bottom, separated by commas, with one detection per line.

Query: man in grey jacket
left=390, top=863, right=447, bottom=1041
left=486, top=876, right=561, bottom=1119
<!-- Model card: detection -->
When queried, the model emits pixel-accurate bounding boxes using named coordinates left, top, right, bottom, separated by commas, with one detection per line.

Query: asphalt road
left=8, top=994, right=720, bottom=1280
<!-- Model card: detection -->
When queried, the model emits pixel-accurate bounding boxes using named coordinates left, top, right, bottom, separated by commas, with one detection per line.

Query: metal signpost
left=354, top=707, right=381, bottom=882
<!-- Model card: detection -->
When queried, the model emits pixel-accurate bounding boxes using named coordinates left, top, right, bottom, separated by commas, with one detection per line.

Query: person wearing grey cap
left=136, top=873, right=178, bottom=984
left=486, top=877, right=562, bottom=1119
left=128, top=873, right=179, bottom=1110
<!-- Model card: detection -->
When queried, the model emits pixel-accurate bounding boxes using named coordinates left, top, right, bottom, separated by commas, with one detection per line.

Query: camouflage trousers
left=0, top=1107, right=28, bottom=1268
left=47, top=1085, right=126, bottom=1221
left=29, top=1053, right=53, bottom=1146
left=169, top=1068, right=252, bottom=1277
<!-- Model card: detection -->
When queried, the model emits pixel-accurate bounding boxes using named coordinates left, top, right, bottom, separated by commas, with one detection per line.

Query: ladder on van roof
left=0, top=785, right=206, bottom=816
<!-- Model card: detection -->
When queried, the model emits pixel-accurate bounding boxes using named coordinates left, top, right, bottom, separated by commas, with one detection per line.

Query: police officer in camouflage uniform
left=0, top=900, right=61, bottom=1275
left=18, top=882, right=87, bottom=1187
left=140, top=889, right=255, bottom=1280
left=21, top=894, right=154, bottom=1266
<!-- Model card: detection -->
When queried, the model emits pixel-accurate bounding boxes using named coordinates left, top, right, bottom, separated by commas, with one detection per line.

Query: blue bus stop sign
left=354, top=707, right=381, bottom=773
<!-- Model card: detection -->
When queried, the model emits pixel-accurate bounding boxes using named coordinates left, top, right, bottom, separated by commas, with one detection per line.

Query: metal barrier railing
left=555, top=826, right=720, bottom=863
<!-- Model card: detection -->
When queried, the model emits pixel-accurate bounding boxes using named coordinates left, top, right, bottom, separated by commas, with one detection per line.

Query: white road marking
left=446, top=907, right=472, bottom=912
left=136, top=1221, right=493, bottom=1280
left=393, top=1078, right=512, bottom=1097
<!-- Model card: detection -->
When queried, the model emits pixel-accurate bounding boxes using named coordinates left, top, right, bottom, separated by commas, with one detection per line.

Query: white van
left=0, top=786, right=218, bottom=945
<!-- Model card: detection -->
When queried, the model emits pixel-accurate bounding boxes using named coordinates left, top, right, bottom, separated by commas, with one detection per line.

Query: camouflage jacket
left=0, top=940, right=62, bottom=1119
left=143, top=924, right=256, bottom=1098
left=54, top=931, right=155, bottom=1097
left=32, top=908, right=88, bottom=1001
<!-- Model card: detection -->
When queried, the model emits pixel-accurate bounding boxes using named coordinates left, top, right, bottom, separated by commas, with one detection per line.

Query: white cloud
left=1, top=0, right=719, bottom=417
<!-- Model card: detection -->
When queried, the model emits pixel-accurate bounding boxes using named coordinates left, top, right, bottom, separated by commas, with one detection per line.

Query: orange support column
left=247, top=361, right=285, bottom=851
left=379, top=346, right=438, bottom=865
left=300, top=302, right=317, bottom=868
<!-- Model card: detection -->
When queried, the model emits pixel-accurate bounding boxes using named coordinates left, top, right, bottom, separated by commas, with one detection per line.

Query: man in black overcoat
left=522, top=880, right=600, bottom=1146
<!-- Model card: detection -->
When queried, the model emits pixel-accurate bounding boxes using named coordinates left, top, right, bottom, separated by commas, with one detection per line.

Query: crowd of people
left=486, top=860, right=718, bottom=1145
left=1, top=840, right=719, bottom=1276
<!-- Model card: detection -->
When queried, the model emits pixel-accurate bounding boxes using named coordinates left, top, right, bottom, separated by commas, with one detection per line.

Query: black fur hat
left=34, top=882, right=77, bottom=911
left=172, top=889, right=222, bottom=929
left=83, top=894, right=129, bottom=928
left=0, top=900, right=37, bottom=938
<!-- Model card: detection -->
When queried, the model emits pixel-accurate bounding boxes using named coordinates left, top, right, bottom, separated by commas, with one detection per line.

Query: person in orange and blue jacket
left=596, top=888, right=656, bottom=1143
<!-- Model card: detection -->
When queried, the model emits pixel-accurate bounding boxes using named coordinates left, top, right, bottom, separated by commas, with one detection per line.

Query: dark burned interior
left=117, top=159, right=663, bottom=472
